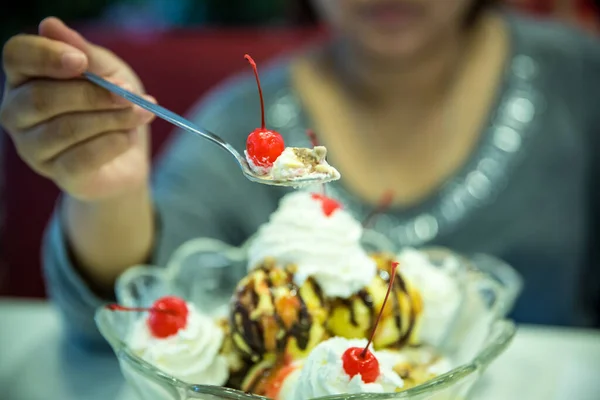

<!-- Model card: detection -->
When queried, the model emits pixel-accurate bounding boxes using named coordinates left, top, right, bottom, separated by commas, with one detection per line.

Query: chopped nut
left=292, top=148, right=318, bottom=166
left=314, top=164, right=332, bottom=174
left=312, top=146, right=327, bottom=161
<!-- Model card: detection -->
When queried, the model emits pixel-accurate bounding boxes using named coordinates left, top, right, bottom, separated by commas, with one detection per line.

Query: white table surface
left=1, top=298, right=599, bottom=400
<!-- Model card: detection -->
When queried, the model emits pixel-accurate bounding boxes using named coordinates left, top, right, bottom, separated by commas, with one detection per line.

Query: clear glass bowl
left=95, top=233, right=522, bottom=400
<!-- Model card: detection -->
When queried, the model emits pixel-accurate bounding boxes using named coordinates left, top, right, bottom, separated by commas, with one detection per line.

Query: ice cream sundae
left=105, top=191, right=470, bottom=399
left=243, top=55, right=340, bottom=183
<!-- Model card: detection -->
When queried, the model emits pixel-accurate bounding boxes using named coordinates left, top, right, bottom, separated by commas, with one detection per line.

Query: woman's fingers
left=2, top=34, right=88, bottom=88
left=21, top=106, right=154, bottom=162
left=1, top=79, right=136, bottom=130
left=52, top=130, right=135, bottom=182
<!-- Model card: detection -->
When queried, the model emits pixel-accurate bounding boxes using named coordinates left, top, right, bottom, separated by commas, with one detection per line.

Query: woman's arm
left=42, top=74, right=284, bottom=348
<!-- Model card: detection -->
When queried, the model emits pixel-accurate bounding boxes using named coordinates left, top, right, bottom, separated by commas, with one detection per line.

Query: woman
left=1, top=0, right=599, bottom=348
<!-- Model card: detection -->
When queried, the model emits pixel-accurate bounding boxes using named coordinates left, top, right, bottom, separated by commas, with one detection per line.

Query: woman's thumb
left=38, top=17, right=119, bottom=76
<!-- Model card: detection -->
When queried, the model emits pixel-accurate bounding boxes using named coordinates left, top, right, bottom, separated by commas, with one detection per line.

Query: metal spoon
left=84, top=72, right=339, bottom=188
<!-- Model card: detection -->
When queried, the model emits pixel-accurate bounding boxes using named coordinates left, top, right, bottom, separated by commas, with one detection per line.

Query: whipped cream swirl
left=292, top=337, right=404, bottom=399
left=127, top=303, right=229, bottom=385
left=247, top=191, right=376, bottom=298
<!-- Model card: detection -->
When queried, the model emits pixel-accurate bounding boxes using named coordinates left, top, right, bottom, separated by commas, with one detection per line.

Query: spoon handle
left=83, top=72, right=238, bottom=155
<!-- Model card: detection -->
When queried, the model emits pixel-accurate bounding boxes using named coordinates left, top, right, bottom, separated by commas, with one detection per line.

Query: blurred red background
left=0, top=0, right=598, bottom=298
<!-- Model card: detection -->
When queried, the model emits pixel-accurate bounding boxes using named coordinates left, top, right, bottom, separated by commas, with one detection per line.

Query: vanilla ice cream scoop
left=397, top=248, right=462, bottom=346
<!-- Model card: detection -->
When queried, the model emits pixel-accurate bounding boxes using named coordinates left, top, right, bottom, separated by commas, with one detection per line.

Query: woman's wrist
left=62, top=183, right=155, bottom=289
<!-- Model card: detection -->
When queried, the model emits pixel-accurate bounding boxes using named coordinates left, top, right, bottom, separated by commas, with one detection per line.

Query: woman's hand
left=0, top=17, right=156, bottom=202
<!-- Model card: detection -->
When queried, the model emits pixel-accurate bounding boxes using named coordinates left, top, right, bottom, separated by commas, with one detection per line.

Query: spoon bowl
left=84, top=72, right=339, bottom=188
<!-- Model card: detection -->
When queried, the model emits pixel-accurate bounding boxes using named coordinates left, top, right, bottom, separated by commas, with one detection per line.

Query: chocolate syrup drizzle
left=232, top=282, right=265, bottom=358
left=330, top=265, right=418, bottom=348
left=231, top=265, right=325, bottom=362
left=382, top=266, right=418, bottom=347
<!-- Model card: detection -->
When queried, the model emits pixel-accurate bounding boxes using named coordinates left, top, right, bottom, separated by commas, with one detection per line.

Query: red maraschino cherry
left=106, top=296, right=189, bottom=339
left=244, top=54, right=285, bottom=168
left=311, top=193, right=342, bottom=217
left=342, top=261, right=399, bottom=383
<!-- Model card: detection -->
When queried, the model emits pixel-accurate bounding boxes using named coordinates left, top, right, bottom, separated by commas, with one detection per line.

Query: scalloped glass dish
left=95, top=233, right=522, bottom=400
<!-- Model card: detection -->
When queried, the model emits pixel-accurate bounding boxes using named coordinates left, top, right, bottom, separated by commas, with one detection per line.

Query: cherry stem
left=244, top=54, right=265, bottom=130
left=306, top=128, right=319, bottom=147
left=361, top=261, right=398, bottom=358
left=362, top=190, right=394, bottom=228
left=106, top=304, right=177, bottom=316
